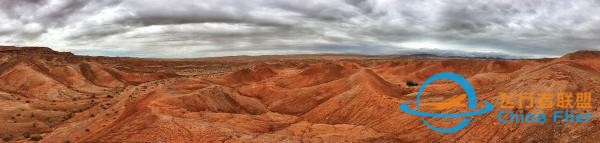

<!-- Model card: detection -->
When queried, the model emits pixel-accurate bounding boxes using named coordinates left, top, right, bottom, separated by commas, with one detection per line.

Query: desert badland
left=0, top=46, right=599, bottom=142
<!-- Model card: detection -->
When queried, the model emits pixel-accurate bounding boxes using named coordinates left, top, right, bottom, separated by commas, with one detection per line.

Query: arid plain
left=0, top=46, right=599, bottom=142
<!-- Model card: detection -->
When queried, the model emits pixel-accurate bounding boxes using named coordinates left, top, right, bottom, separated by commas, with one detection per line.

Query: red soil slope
left=0, top=46, right=598, bottom=142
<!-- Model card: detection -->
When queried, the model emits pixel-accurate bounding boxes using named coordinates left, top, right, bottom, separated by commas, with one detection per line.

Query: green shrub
left=64, top=112, right=74, bottom=120
left=406, top=80, right=419, bottom=86
left=1, top=134, right=12, bottom=142
left=30, top=134, right=42, bottom=141
left=23, top=131, right=31, bottom=138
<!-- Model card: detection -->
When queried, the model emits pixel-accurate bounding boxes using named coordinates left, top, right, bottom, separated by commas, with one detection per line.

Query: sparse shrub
left=23, top=131, right=31, bottom=138
left=64, top=112, right=74, bottom=120
left=30, top=134, right=42, bottom=141
left=1, top=134, right=12, bottom=142
left=406, top=80, right=418, bottom=86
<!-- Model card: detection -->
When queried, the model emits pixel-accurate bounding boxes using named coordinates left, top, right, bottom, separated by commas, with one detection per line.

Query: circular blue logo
left=399, top=72, right=494, bottom=133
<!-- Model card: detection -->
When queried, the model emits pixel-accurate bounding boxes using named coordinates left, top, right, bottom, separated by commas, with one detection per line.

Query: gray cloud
left=0, top=0, right=599, bottom=58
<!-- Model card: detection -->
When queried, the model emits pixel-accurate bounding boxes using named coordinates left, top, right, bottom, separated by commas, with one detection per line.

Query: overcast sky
left=1, top=0, right=600, bottom=58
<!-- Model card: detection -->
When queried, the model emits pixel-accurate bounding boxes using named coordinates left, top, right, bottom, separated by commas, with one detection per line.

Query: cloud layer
left=1, top=0, right=599, bottom=58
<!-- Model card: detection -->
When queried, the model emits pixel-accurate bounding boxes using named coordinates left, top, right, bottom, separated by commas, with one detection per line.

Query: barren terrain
left=0, top=46, right=599, bottom=142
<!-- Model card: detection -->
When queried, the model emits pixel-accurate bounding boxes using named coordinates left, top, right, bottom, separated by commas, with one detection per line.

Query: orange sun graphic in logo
left=421, top=94, right=467, bottom=110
